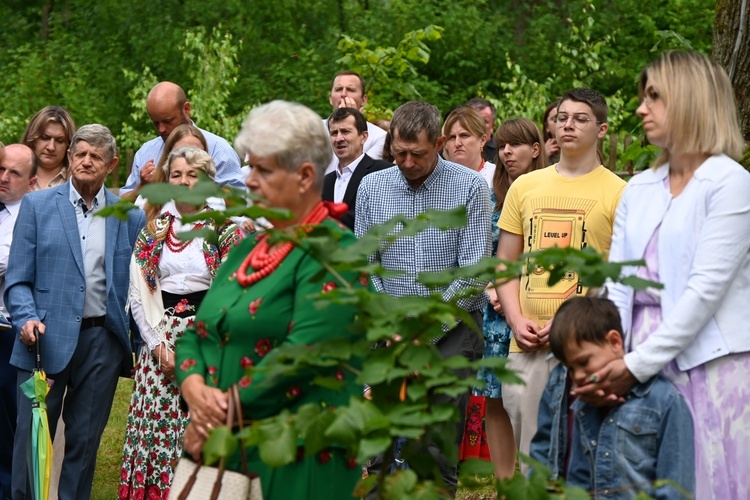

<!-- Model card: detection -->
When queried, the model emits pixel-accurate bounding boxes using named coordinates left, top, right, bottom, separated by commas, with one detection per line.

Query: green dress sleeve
left=176, top=220, right=364, bottom=422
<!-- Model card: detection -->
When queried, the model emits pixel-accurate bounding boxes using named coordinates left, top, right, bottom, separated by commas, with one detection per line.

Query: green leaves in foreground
left=106, top=193, right=661, bottom=498
left=527, top=246, right=662, bottom=291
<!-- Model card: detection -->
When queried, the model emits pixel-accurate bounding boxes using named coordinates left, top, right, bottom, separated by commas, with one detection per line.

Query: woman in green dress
left=176, top=100, right=365, bottom=499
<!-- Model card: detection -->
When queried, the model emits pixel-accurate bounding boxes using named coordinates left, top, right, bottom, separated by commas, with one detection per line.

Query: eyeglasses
left=553, top=113, right=599, bottom=129
left=641, top=87, right=660, bottom=108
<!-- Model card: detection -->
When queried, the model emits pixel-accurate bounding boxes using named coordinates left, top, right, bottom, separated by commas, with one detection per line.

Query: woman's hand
left=180, top=375, right=228, bottom=437
left=507, top=314, right=543, bottom=352
left=536, top=317, right=553, bottom=346
left=545, top=138, right=560, bottom=159
left=183, top=421, right=206, bottom=461
left=241, top=219, right=257, bottom=234
left=151, top=344, right=176, bottom=381
left=486, top=286, right=503, bottom=315
left=572, top=357, right=635, bottom=406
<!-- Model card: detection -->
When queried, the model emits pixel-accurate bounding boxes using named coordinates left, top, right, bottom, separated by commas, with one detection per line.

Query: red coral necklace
left=234, top=201, right=347, bottom=287
left=165, top=215, right=204, bottom=253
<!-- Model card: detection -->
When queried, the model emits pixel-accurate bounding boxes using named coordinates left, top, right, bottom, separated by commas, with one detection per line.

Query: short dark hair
left=390, top=101, right=441, bottom=145
left=465, top=97, right=497, bottom=122
left=328, top=107, right=367, bottom=134
left=549, top=297, right=624, bottom=365
left=331, top=71, right=366, bottom=96
left=558, top=88, right=608, bottom=124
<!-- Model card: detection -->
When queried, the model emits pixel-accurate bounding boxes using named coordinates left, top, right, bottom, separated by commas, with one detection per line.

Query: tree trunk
left=713, top=0, right=750, bottom=140
left=41, top=0, right=54, bottom=40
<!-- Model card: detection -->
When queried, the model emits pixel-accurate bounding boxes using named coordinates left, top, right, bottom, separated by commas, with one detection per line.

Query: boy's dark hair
left=549, top=297, right=624, bottom=365
left=559, top=88, right=608, bottom=124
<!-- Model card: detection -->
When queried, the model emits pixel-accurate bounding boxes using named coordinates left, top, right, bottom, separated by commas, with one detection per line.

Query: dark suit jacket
left=323, top=154, right=393, bottom=230
left=5, top=182, right=145, bottom=375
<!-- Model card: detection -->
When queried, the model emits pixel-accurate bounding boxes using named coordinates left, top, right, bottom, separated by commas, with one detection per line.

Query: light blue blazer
left=4, top=181, right=145, bottom=375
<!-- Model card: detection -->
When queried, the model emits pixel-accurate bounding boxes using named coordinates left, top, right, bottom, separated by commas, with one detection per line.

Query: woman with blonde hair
left=119, top=147, right=242, bottom=499
left=21, top=106, right=76, bottom=190
left=577, top=51, right=750, bottom=498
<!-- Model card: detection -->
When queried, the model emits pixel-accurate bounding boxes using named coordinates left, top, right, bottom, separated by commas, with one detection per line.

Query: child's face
left=563, top=330, right=624, bottom=388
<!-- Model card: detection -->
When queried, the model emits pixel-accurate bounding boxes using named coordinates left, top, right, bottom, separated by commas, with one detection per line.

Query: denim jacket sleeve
left=529, top=364, right=567, bottom=480
left=565, top=420, right=592, bottom=490
left=654, top=391, right=695, bottom=500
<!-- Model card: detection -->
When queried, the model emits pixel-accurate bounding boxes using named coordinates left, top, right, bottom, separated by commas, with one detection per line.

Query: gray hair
left=163, top=147, right=217, bottom=181
left=390, top=101, right=442, bottom=145
left=234, top=100, right=331, bottom=191
left=69, top=124, right=117, bottom=162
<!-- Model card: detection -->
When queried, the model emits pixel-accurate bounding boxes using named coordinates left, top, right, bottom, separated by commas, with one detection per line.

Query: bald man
left=0, top=144, right=37, bottom=499
left=120, top=81, right=245, bottom=194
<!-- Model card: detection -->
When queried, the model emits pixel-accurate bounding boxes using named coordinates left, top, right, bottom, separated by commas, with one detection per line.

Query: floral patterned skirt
left=458, top=394, right=492, bottom=461
left=118, top=314, right=192, bottom=500
left=632, top=304, right=750, bottom=500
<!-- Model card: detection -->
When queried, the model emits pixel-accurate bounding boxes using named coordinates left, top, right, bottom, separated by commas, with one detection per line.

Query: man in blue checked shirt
left=355, top=100, right=492, bottom=495
left=119, top=81, right=245, bottom=195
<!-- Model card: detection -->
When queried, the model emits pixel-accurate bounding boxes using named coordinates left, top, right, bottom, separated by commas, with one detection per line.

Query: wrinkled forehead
left=331, top=75, right=364, bottom=94
left=70, top=140, right=107, bottom=156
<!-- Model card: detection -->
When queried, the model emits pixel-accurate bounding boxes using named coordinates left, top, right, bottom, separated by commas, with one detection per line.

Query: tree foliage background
left=0, top=0, right=719, bottom=166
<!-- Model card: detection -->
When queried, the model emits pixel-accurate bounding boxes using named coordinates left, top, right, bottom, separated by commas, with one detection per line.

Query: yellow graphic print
left=523, top=197, right=597, bottom=322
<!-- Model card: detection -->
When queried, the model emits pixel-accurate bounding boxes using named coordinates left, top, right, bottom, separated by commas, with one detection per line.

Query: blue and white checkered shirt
left=355, top=156, right=492, bottom=318
left=120, top=125, right=245, bottom=194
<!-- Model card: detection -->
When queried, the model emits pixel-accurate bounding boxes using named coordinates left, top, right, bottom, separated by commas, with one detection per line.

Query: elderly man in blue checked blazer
left=4, top=124, right=145, bottom=500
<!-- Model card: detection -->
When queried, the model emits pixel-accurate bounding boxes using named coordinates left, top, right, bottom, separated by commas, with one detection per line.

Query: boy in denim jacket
left=532, top=297, right=694, bottom=499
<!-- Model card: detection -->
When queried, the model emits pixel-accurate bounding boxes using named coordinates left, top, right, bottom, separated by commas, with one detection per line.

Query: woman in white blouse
left=118, top=147, right=242, bottom=499
left=577, top=51, right=750, bottom=499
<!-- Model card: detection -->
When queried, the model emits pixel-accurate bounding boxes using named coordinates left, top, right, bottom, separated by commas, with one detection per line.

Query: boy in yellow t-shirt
left=495, top=88, right=626, bottom=462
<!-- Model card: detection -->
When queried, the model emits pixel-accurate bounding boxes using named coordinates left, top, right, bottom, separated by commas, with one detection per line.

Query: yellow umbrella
left=20, top=329, right=52, bottom=500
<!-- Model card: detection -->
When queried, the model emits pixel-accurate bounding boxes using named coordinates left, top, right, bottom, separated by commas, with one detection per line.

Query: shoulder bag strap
left=209, top=386, right=236, bottom=500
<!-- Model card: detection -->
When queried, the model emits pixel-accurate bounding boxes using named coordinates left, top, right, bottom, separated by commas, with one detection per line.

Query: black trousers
left=366, top=309, right=485, bottom=498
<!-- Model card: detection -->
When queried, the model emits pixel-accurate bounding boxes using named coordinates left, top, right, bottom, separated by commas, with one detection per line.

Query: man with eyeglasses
left=493, top=88, right=626, bottom=464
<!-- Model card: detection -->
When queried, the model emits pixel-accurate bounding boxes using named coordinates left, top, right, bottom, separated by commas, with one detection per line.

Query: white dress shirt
left=334, top=153, right=366, bottom=203
left=0, top=200, right=22, bottom=312
left=324, top=119, right=387, bottom=174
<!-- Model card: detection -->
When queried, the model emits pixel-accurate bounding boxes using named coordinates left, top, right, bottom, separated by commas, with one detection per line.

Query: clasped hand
left=181, top=376, right=229, bottom=460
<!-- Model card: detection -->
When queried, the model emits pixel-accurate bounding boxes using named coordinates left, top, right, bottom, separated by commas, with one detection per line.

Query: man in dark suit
left=323, top=108, right=392, bottom=230
left=5, top=124, right=145, bottom=500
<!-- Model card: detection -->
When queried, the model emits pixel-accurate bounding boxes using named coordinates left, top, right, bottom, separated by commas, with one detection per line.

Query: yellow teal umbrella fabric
left=20, top=369, right=52, bottom=500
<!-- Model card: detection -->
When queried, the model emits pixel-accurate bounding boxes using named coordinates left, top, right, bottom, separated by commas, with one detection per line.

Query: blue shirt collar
left=69, top=181, right=106, bottom=210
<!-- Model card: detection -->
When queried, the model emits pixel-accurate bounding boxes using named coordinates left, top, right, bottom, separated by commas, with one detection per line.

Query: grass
left=92, top=378, right=134, bottom=499
left=90, top=379, right=499, bottom=499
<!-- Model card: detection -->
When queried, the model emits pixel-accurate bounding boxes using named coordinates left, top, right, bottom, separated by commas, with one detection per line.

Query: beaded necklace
left=164, top=213, right=204, bottom=253
left=234, top=201, right=347, bottom=287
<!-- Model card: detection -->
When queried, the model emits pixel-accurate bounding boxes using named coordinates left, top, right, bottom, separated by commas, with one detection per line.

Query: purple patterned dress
left=630, top=227, right=750, bottom=499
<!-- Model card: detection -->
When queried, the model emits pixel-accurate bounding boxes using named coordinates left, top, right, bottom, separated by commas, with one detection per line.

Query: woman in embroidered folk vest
left=119, top=147, right=242, bottom=499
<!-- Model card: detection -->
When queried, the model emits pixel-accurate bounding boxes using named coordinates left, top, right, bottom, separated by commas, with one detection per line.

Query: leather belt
left=81, top=316, right=106, bottom=330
